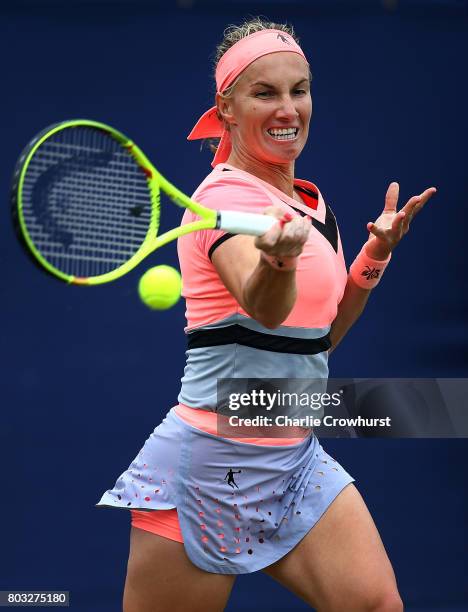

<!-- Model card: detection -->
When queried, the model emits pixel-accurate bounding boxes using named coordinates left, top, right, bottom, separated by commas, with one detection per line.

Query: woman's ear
left=216, top=92, right=236, bottom=128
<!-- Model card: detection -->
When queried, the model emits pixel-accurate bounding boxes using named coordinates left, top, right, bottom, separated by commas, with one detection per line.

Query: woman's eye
left=255, top=91, right=273, bottom=98
left=294, top=89, right=307, bottom=95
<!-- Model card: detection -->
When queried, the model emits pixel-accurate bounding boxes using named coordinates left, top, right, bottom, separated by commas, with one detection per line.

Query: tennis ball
left=138, top=265, right=182, bottom=310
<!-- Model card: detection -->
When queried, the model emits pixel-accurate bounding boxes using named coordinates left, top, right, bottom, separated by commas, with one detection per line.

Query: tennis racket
left=11, top=119, right=276, bottom=285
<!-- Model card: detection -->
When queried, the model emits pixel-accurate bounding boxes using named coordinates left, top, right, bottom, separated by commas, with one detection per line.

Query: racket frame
left=13, top=119, right=275, bottom=286
left=14, top=119, right=218, bottom=285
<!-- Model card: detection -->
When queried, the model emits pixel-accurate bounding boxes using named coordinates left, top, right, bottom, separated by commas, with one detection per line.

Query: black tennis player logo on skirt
left=224, top=468, right=242, bottom=489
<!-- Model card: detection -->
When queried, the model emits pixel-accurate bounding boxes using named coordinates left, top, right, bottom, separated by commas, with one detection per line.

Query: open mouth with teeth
left=267, top=127, right=299, bottom=141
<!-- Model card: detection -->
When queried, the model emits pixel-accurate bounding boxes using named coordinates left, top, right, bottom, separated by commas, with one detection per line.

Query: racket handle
left=217, top=211, right=276, bottom=236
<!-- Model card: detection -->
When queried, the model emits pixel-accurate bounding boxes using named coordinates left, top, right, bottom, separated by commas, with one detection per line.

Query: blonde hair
left=214, top=17, right=299, bottom=82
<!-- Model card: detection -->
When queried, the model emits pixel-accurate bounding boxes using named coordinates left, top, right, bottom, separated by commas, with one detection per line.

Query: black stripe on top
left=187, top=324, right=331, bottom=355
left=208, top=233, right=235, bottom=260
left=289, top=203, right=339, bottom=253
left=313, top=205, right=339, bottom=253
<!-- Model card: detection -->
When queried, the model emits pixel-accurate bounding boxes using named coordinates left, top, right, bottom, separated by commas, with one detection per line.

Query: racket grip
left=217, top=211, right=276, bottom=236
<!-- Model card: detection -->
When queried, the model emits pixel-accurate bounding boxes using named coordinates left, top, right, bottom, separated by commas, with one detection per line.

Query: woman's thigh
left=123, top=527, right=236, bottom=612
left=262, top=484, right=402, bottom=612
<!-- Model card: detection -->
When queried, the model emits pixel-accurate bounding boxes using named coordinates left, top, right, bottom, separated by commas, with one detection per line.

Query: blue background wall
left=1, top=1, right=467, bottom=610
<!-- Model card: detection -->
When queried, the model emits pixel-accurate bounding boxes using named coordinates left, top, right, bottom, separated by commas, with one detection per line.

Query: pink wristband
left=260, top=251, right=297, bottom=272
left=349, top=245, right=391, bottom=289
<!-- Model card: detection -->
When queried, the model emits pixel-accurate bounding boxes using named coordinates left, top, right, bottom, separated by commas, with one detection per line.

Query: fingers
left=368, top=184, right=437, bottom=249
left=400, top=195, right=421, bottom=233
left=255, top=210, right=311, bottom=257
left=275, top=215, right=311, bottom=254
left=384, top=181, right=399, bottom=212
left=367, top=208, right=405, bottom=240
left=262, top=206, right=289, bottom=221
left=391, top=210, right=406, bottom=235
left=415, top=186, right=437, bottom=211
left=258, top=218, right=283, bottom=246
left=256, top=207, right=289, bottom=245
left=284, top=216, right=311, bottom=248
left=400, top=186, right=437, bottom=232
left=366, top=221, right=388, bottom=242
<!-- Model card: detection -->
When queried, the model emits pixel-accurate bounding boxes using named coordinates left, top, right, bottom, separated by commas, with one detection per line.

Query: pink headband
left=187, top=29, right=308, bottom=167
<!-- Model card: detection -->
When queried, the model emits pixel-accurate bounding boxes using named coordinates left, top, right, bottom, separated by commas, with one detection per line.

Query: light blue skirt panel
left=97, top=408, right=354, bottom=574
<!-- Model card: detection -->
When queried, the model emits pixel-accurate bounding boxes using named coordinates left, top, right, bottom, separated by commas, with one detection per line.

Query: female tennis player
left=97, top=17, right=435, bottom=611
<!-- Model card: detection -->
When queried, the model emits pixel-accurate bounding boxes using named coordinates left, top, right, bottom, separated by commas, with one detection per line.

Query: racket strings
left=20, top=127, right=152, bottom=279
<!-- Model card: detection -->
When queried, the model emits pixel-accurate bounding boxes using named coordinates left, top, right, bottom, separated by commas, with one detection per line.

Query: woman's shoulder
left=192, top=165, right=275, bottom=213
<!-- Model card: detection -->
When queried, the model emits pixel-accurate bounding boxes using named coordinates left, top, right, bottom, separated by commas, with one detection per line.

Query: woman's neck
left=226, top=151, right=296, bottom=199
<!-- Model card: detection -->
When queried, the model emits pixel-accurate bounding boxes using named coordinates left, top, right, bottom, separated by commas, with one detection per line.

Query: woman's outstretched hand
left=365, top=182, right=437, bottom=260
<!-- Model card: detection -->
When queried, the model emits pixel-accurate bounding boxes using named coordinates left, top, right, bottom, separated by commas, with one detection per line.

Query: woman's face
left=218, top=52, right=312, bottom=165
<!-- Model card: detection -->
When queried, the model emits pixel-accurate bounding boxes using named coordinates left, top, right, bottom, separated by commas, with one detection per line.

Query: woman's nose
left=276, top=95, right=299, bottom=119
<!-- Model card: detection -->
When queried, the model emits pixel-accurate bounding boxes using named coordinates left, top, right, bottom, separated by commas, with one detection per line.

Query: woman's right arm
left=211, top=208, right=311, bottom=329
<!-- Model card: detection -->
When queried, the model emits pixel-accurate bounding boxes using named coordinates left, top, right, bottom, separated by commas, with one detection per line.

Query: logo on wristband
left=361, top=266, right=381, bottom=281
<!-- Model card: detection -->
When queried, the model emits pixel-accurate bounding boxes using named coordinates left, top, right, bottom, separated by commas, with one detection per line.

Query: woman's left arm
left=329, top=182, right=437, bottom=352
